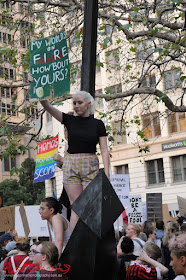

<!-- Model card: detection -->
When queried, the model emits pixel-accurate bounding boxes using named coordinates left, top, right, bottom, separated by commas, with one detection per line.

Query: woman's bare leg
left=64, top=183, right=83, bottom=232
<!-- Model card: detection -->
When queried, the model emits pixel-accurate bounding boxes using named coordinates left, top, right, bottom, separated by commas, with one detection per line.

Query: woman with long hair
left=40, top=91, right=110, bottom=231
left=161, top=221, right=179, bottom=280
left=26, top=242, right=63, bottom=280
left=39, top=197, right=70, bottom=257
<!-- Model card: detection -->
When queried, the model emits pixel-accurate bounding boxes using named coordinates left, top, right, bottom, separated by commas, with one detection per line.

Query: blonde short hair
left=73, top=91, right=95, bottom=115
left=128, top=223, right=141, bottom=235
left=143, top=242, right=162, bottom=260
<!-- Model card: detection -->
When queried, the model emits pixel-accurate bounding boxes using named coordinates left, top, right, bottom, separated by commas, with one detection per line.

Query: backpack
left=10, top=256, right=29, bottom=280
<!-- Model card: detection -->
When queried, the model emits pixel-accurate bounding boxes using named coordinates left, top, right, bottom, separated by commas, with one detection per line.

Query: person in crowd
left=126, top=242, right=168, bottom=279
left=17, top=241, right=42, bottom=279
left=161, top=221, right=179, bottom=280
left=39, top=197, right=70, bottom=257
left=26, top=242, right=63, bottom=280
left=0, top=241, right=17, bottom=280
left=181, top=223, right=186, bottom=234
left=118, top=237, right=137, bottom=280
left=40, top=91, right=110, bottom=232
left=145, top=227, right=157, bottom=243
left=0, top=234, right=14, bottom=252
left=139, top=221, right=154, bottom=242
left=177, top=217, right=186, bottom=229
left=156, top=220, right=164, bottom=240
left=117, top=223, right=145, bottom=257
left=169, top=234, right=186, bottom=280
left=3, top=237, right=31, bottom=279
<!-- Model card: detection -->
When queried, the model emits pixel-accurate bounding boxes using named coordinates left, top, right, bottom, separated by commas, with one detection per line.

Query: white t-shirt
left=132, top=237, right=145, bottom=256
left=174, top=276, right=186, bottom=280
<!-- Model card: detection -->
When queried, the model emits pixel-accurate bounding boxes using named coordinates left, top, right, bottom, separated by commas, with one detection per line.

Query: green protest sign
left=29, top=31, right=70, bottom=100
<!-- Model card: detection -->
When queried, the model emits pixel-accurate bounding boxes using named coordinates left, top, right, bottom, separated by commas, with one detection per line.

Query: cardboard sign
left=19, top=203, right=30, bottom=237
left=163, top=204, right=177, bottom=224
left=0, top=205, right=17, bottom=231
left=110, top=174, right=130, bottom=207
left=33, top=135, right=58, bottom=183
left=127, top=194, right=143, bottom=225
left=177, top=196, right=186, bottom=217
left=29, top=31, right=70, bottom=99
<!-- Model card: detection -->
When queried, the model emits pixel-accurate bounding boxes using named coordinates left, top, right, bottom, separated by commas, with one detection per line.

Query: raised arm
left=117, top=235, right=125, bottom=258
left=99, top=136, right=110, bottom=180
left=139, top=250, right=169, bottom=276
left=40, top=100, right=63, bottom=123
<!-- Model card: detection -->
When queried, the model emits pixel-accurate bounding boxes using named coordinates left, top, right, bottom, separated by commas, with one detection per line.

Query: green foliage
left=19, top=158, right=45, bottom=205
left=0, top=179, right=26, bottom=206
left=0, top=158, right=45, bottom=206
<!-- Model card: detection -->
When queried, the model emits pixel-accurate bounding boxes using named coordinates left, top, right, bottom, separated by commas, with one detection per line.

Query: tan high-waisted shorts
left=62, top=153, right=99, bottom=187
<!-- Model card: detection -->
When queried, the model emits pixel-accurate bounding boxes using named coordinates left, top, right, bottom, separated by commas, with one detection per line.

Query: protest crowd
left=0, top=206, right=186, bottom=280
left=0, top=84, right=185, bottom=279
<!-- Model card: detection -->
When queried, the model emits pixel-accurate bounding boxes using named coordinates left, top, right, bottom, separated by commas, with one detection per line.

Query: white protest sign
left=142, top=202, right=147, bottom=223
left=110, top=174, right=130, bottom=207
left=127, top=194, right=143, bottom=225
left=15, top=205, right=49, bottom=237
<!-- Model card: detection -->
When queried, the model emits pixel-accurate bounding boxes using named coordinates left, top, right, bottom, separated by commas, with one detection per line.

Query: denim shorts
left=62, top=153, right=99, bottom=187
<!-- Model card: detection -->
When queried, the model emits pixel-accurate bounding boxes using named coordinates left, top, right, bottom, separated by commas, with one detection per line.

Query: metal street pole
left=81, top=0, right=98, bottom=98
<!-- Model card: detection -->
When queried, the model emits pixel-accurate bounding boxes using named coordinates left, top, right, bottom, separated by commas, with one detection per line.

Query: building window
left=8, top=34, right=11, bottom=44
left=1, top=88, right=5, bottom=97
left=142, top=112, right=161, bottom=139
left=172, top=155, right=186, bottom=182
left=168, top=112, right=186, bottom=134
left=105, top=24, right=117, bottom=34
left=105, top=83, right=122, bottom=94
left=105, top=49, right=119, bottom=70
left=71, top=61, right=81, bottom=80
left=146, top=159, right=165, bottom=185
left=20, top=21, right=33, bottom=48
left=23, top=72, right=28, bottom=82
left=96, top=55, right=101, bottom=73
left=112, top=121, right=127, bottom=145
left=26, top=107, right=38, bottom=120
left=2, top=155, right=19, bottom=172
left=115, top=164, right=129, bottom=174
left=10, top=69, right=14, bottom=80
left=137, top=41, right=153, bottom=59
left=164, top=69, right=182, bottom=90
left=140, top=74, right=156, bottom=87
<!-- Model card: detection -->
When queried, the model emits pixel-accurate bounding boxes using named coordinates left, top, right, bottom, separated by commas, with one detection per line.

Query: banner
left=127, top=194, right=143, bottom=225
left=29, top=31, right=70, bottom=99
left=110, top=174, right=130, bottom=207
left=33, top=135, right=59, bottom=183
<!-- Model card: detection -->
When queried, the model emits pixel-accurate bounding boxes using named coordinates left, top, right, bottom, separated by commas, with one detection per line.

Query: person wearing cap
left=0, top=234, right=14, bottom=249
left=0, top=242, right=17, bottom=280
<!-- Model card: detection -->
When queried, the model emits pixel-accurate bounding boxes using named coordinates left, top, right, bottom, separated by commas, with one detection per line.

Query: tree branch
left=12, top=0, right=73, bottom=8
left=95, top=87, right=186, bottom=112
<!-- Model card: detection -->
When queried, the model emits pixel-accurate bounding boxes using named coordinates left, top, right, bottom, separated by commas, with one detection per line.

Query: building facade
left=0, top=1, right=38, bottom=182
left=40, top=12, right=186, bottom=214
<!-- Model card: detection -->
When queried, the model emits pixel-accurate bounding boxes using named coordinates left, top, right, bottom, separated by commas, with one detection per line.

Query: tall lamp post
left=80, top=0, right=98, bottom=98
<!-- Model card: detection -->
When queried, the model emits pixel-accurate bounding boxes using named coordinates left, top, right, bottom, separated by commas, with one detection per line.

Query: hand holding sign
left=29, top=31, right=70, bottom=100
